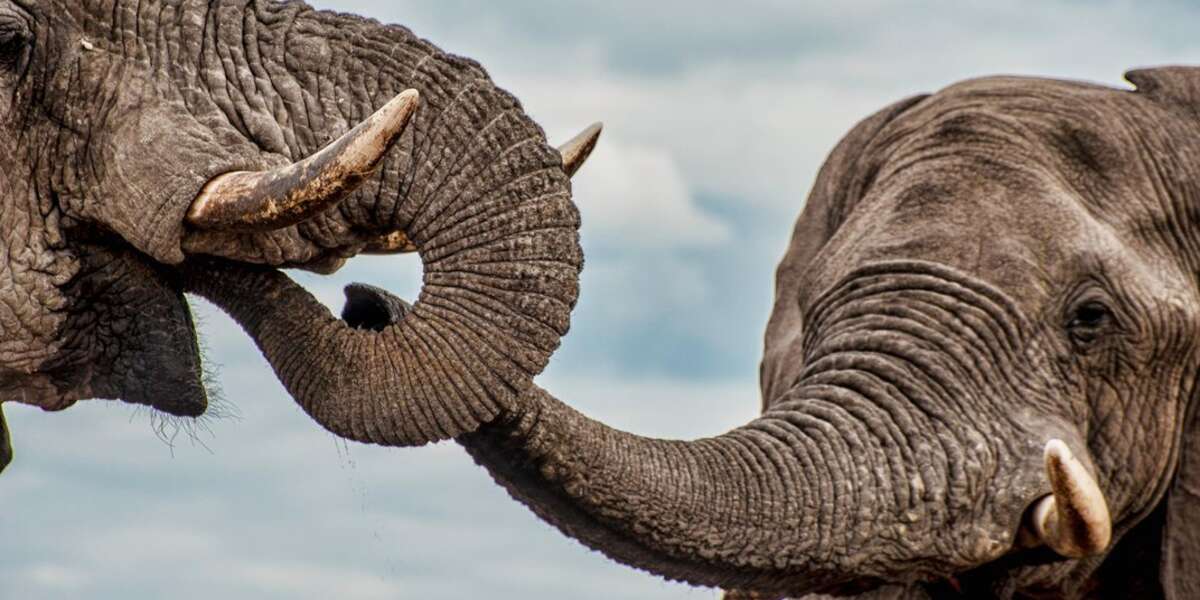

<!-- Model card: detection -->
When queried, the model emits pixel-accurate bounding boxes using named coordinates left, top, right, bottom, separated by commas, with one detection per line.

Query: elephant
left=2, top=0, right=1200, bottom=599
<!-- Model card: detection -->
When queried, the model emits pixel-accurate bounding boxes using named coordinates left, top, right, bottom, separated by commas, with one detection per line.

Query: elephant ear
left=1162, top=439, right=1200, bottom=600
left=759, top=94, right=928, bottom=407
left=1126, top=65, right=1200, bottom=600
left=1125, top=66, right=1200, bottom=118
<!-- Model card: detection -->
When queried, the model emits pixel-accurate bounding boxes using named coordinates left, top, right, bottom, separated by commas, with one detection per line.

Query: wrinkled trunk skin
left=183, top=3, right=582, bottom=445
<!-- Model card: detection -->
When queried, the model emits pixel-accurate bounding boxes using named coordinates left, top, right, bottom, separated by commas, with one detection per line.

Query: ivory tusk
left=1030, top=439, right=1112, bottom=558
left=558, top=122, right=603, bottom=178
left=186, top=89, right=420, bottom=232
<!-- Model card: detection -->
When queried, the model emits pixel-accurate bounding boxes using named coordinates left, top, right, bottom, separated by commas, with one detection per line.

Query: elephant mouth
left=0, top=230, right=228, bottom=474
left=942, top=439, right=1115, bottom=596
left=0, top=251, right=208, bottom=420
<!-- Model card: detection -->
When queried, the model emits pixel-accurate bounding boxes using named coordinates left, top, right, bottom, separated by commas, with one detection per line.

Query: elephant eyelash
left=1069, top=302, right=1111, bottom=329
left=1065, top=300, right=1122, bottom=349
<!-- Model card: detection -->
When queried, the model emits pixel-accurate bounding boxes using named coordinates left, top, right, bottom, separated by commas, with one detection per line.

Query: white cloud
left=518, top=67, right=886, bottom=211
left=231, top=562, right=403, bottom=600
left=580, top=256, right=713, bottom=325
left=571, top=138, right=730, bottom=249
left=24, top=564, right=88, bottom=591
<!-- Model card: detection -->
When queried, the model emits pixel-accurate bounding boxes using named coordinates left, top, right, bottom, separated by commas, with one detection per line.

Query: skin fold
left=1, top=1, right=1199, bottom=598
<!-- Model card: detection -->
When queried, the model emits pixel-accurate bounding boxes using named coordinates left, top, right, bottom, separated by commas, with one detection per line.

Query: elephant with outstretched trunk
left=1, top=1, right=1199, bottom=599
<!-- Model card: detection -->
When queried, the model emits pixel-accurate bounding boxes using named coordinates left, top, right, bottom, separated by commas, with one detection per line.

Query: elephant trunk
left=456, top=381, right=1018, bottom=595
left=180, top=5, right=583, bottom=446
left=174, top=7, right=1104, bottom=591
left=183, top=188, right=579, bottom=446
left=175, top=3, right=591, bottom=272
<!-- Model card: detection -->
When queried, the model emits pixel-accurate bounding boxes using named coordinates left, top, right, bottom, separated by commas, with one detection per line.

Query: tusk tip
left=1044, top=438, right=1072, bottom=463
left=383, top=89, right=420, bottom=115
left=558, top=122, right=603, bottom=178
left=371, top=89, right=421, bottom=141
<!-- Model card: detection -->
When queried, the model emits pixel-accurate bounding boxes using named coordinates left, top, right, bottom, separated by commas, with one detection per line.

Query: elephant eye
left=0, top=19, right=30, bottom=70
left=1067, top=301, right=1112, bottom=346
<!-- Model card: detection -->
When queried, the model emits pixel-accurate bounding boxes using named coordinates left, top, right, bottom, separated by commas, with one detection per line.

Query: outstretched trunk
left=457, top=382, right=1037, bottom=596
left=181, top=3, right=582, bottom=446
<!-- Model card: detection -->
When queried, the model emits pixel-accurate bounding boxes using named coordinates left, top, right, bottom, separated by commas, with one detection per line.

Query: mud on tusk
left=186, top=89, right=420, bottom=232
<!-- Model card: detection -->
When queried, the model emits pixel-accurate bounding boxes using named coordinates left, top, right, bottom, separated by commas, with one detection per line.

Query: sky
left=4, top=1, right=1200, bottom=599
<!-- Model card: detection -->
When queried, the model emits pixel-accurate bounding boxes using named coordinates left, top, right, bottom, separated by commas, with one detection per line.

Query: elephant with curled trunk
left=1, top=1, right=1199, bottom=598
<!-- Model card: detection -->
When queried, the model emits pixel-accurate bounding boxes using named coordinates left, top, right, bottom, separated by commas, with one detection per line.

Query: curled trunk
left=184, top=202, right=578, bottom=445
left=182, top=4, right=582, bottom=446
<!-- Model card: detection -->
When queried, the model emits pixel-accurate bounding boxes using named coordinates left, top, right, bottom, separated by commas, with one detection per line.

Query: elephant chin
left=1, top=246, right=208, bottom=419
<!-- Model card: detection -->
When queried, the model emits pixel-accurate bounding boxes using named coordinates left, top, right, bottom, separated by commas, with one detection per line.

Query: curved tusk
left=187, top=89, right=420, bottom=232
left=1031, top=439, right=1112, bottom=558
left=558, top=122, right=603, bottom=178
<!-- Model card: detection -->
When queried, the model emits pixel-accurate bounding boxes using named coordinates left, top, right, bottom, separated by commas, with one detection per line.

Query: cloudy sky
left=4, top=1, right=1200, bottom=599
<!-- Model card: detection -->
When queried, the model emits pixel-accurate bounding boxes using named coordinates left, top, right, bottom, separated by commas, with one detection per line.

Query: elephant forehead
left=810, top=167, right=1095, bottom=313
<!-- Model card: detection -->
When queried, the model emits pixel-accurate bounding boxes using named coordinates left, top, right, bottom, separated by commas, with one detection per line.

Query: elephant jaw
left=0, top=261, right=208, bottom=420
left=0, top=246, right=208, bottom=474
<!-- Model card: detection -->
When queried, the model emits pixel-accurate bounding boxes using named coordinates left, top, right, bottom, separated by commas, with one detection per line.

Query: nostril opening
left=342, top=282, right=412, bottom=331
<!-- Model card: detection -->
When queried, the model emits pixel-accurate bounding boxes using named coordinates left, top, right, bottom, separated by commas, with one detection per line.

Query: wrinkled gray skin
left=1, top=2, right=1200, bottom=599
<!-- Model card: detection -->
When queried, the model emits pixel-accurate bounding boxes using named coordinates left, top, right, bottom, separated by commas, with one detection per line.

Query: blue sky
left=4, top=1, right=1200, bottom=599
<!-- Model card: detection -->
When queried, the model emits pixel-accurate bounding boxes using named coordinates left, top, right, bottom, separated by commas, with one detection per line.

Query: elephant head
left=197, top=67, right=1200, bottom=598
left=0, top=0, right=601, bottom=471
